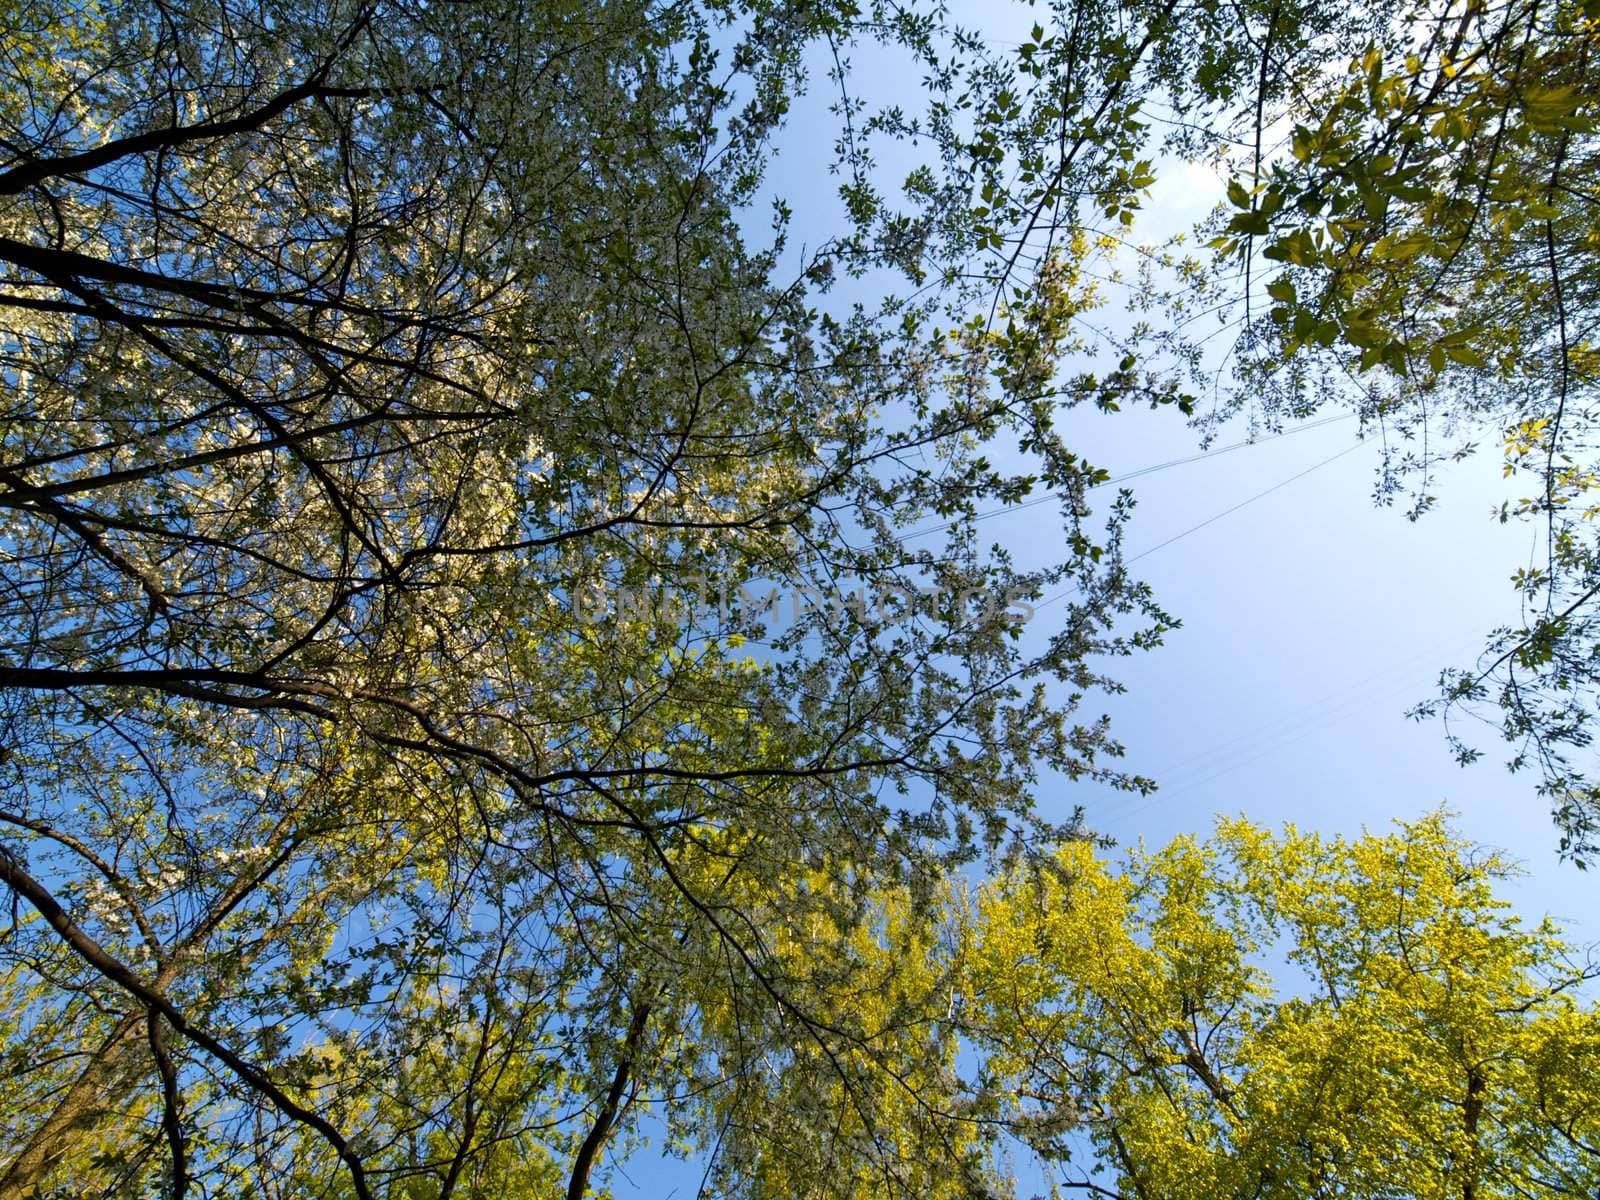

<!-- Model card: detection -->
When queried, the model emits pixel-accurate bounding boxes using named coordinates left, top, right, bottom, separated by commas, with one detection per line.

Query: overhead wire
left=1134, top=631, right=1473, bottom=790
left=1101, top=635, right=1485, bottom=834
left=1033, top=435, right=1366, bottom=613
left=895, top=411, right=1353, bottom=545
left=1122, top=439, right=1364, bottom=566
left=888, top=399, right=1465, bottom=830
left=1126, top=633, right=1482, bottom=813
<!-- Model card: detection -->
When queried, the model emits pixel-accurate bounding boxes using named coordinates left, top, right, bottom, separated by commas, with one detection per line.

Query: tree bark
left=566, top=1000, right=651, bottom=1200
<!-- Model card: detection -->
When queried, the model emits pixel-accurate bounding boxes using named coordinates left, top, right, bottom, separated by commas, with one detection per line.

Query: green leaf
left=1445, top=344, right=1488, bottom=367
left=1228, top=210, right=1271, bottom=236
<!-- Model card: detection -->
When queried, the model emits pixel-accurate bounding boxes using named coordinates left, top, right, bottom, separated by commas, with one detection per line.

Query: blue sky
left=1031, top=151, right=1598, bottom=935
left=1037, top=397, right=1596, bottom=928
left=728, top=15, right=1599, bottom=926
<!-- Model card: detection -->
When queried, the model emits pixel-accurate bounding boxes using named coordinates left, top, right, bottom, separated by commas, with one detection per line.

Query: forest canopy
left=0, top=0, right=1596, bottom=1196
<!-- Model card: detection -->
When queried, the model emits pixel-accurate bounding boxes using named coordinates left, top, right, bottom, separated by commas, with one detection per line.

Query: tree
left=1181, top=0, right=1600, bottom=859
left=968, top=813, right=1600, bottom=1199
left=7, top=0, right=1591, bottom=1195
left=0, top=0, right=1190, bottom=1194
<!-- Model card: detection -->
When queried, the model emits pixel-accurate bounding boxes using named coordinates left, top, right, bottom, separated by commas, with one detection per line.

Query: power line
left=1034, top=437, right=1365, bottom=612
left=1100, top=634, right=1482, bottom=832
left=1124, top=439, right=1363, bottom=565
left=1137, top=631, right=1467, bottom=787
left=896, top=412, right=1353, bottom=544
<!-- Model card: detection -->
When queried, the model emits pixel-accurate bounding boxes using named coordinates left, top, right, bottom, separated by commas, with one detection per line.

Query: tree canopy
left=0, top=0, right=1597, bottom=1196
left=969, top=814, right=1600, bottom=1199
left=0, top=0, right=1178, bottom=1193
left=1184, top=0, right=1600, bottom=859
